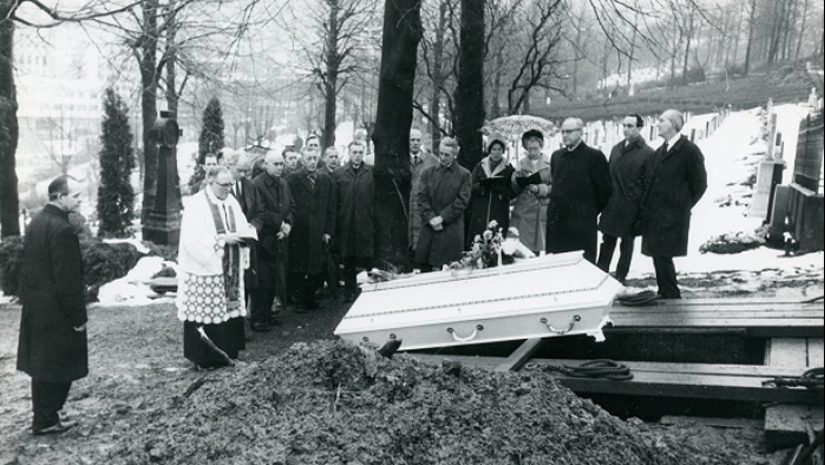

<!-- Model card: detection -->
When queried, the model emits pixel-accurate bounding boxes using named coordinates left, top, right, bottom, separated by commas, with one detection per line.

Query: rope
left=526, top=359, right=634, bottom=381
left=763, top=367, right=824, bottom=390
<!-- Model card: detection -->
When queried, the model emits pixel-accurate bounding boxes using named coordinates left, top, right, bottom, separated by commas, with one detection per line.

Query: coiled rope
left=526, top=359, right=634, bottom=381
left=762, top=367, right=824, bottom=390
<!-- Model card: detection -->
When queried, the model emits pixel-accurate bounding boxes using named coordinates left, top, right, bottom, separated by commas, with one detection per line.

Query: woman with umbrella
left=510, top=129, right=552, bottom=255
left=466, top=135, right=516, bottom=246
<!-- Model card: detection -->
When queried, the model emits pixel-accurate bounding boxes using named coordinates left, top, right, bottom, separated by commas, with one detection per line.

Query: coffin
left=334, top=252, right=622, bottom=351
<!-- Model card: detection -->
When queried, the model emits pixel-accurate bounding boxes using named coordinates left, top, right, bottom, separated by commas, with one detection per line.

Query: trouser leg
left=32, top=379, right=71, bottom=429
left=652, top=256, right=680, bottom=298
left=597, top=235, right=618, bottom=272
left=615, top=235, right=635, bottom=282
left=273, top=261, right=288, bottom=313
left=250, top=259, right=276, bottom=324
left=582, top=231, right=598, bottom=264
left=342, top=257, right=371, bottom=299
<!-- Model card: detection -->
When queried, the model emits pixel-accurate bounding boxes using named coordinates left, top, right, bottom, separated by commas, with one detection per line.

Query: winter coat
left=510, top=156, right=552, bottom=253
left=414, top=163, right=472, bottom=268
left=467, top=157, right=516, bottom=245
left=334, top=162, right=375, bottom=259
left=546, top=142, right=611, bottom=255
left=17, top=204, right=88, bottom=383
left=598, top=137, right=654, bottom=238
left=408, top=151, right=440, bottom=250
left=640, top=135, right=707, bottom=257
left=233, top=177, right=265, bottom=289
left=286, top=170, right=335, bottom=274
left=252, top=172, right=294, bottom=261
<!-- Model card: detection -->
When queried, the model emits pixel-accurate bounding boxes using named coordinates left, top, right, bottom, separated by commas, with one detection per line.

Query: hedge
left=0, top=238, right=178, bottom=303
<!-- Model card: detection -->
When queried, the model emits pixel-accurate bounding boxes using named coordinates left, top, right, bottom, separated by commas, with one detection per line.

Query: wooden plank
left=408, top=354, right=822, bottom=405
left=808, top=339, right=824, bottom=367
left=765, top=405, right=825, bottom=450
left=765, top=339, right=809, bottom=368
left=494, top=338, right=545, bottom=372
left=660, top=416, right=762, bottom=429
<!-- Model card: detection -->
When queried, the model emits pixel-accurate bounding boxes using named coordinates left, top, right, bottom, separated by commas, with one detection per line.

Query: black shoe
left=33, top=420, right=75, bottom=436
left=268, top=317, right=283, bottom=326
left=304, top=300, right=320, bottom=311
left=658, top=294, right=682, bottom=300
left=250, top=322, right=271, bottom=332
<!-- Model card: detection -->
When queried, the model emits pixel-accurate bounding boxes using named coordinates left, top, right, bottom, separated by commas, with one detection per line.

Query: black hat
left=521, top=129, right=544, bottom=146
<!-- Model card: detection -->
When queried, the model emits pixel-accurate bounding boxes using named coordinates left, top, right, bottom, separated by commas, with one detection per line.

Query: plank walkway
left=609, top=297, right=824, bottom=338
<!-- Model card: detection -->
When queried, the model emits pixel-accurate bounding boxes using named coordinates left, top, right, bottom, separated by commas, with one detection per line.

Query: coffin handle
left=447, top=325, right=483, bottom=342
left=540, top=315, right=581, bottom=335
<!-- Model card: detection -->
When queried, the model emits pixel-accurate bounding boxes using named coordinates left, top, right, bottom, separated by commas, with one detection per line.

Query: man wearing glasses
left=546, top=118, right=611, bottom=263
left=18, top=175, right=87, bottom=435
left=251, top=151, right=295, bottom=330
left=177, top=167, right=257, bottom=367
left=597, top=115, right=654, bottom=284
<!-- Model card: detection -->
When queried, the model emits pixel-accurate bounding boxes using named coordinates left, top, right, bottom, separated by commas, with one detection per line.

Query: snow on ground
left=621, top=104, right=824, bottom=290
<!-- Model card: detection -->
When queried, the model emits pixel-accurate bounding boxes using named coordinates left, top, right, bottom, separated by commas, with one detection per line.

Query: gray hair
left=206, top=165, right=231, bottom=181
left=661, top=109, right=684, bottom=132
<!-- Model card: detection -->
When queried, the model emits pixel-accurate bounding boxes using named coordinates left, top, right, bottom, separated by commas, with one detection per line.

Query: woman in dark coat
left=17, top=176, right=87, bottom=435
left=466, top=137, right=516, bottom=245
left=640, top=109, right=707, bottom=299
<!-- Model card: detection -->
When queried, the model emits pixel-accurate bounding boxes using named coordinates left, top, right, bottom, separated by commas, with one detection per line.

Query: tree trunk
left=372, top=0, right=422, bottom=270
left=455, top=0, right=484, bottom=171
left=490, top=49, right=503, bottom=119
left=140, top=0, right=160, bottom=225
left=681, top=7, right=695, bottom=86
left=323, top=5, right=339, bottom=149
left=429, top=0, right=447, bottom=154
left=794, top=0, right=809, bottom=60
left=0, top=10, right=20, bottom=237
left=165, top=2, right=178, bottom=116
left=744, top=0, right=757, bottom=76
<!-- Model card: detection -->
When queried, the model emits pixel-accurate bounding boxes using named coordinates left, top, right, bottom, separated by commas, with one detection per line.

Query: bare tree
left=372, top=0, right=423, bottom=269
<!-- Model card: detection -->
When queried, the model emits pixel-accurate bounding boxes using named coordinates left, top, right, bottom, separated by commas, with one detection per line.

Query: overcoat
left=286, top=170, right=335, bottom=274
left=408, top=151, right=440, bottom=250
left=233, top=176, right=265, bottom=289
left=253, top=172, right=294, bottom=261
left=466, top=157, right=516, bottom=245
left=546, top=142, right=611, bottom=255
left=598, top=137, right=654, bottom=237
left=510, top=156, right=552, bottom=252
left=17, top=204, right=88, bottom=383
left=414, top=163, right=472, bottom=268
left=640, top=135, right=707, bottom=257
left=334, top=162, right=375, bottom=259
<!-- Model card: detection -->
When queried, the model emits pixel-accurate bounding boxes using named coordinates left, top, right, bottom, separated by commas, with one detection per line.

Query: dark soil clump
left=108, top=340, right=747, bottom=465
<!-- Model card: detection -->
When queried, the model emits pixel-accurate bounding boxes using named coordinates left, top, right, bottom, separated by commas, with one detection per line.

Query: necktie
left=413, top=155, right=420, bottom=165
left=234, top=181, right=241, bottom=199
left=308, top=174, right=316, bottom=190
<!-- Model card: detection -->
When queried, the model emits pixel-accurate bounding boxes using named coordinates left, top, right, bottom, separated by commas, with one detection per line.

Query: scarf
left=206, top=195, right=241, bottom=312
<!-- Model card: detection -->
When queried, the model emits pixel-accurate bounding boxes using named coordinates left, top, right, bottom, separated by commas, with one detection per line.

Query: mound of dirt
left=107, top=340, right=746, bottom=465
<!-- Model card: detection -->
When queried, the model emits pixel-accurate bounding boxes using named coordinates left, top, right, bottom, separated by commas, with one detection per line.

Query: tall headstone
left=142, top=111, right=183, bottom=245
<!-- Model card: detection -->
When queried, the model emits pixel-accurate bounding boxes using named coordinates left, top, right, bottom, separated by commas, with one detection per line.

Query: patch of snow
left=95, top=256, right=176, bottom=307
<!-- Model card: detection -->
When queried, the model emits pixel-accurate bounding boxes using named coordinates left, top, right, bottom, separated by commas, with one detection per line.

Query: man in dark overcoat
left=597, top=115, right=654, bottom=284
left=17, top=175, right=87, bottom=436
left=640, top=109, right=707, bottom=299
left=414, top=137, right=472, bottom=270
left=333, top=141, right=375, bottom=302
left=408, top=128, right=439, bottom=256
left=546, top=117, right=611, bottom=263
left=224, top=150, right=265, bottom=340
left=251, top=150, right=294, bottom=330
left=286, top=149, right=335, bottom=311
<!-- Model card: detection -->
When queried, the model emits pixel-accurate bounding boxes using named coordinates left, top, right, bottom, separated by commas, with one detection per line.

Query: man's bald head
left=265, top=150, right=285, bottom=177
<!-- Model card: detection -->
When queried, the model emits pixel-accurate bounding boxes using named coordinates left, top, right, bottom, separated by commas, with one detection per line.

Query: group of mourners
left=15, top=107, right=706, bottom=436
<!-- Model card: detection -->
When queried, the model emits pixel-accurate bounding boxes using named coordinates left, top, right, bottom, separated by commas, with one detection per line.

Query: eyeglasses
left=271, top=162, right=285, bottom=166
left=560, top=128, right=581, bottom=134
left=213, top=181, right=234, bottom=188
left=623, top=124, right=637, bottom=128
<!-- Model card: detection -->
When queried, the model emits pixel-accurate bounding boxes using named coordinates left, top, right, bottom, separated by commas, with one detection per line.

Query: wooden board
left=609, top=298, right=824, bottom=338
left=808, top=339, right=824, bottom=367
left=765, top=339, right=809, bottom=367
left=407, top=354, right=822, bottom=405
left=494, top=338, right=545, bottom=372
left=764, top=404, right=824, bottom=450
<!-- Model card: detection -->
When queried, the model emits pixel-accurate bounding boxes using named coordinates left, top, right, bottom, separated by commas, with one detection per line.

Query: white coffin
left=334, top=252, right=622, bottom=351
